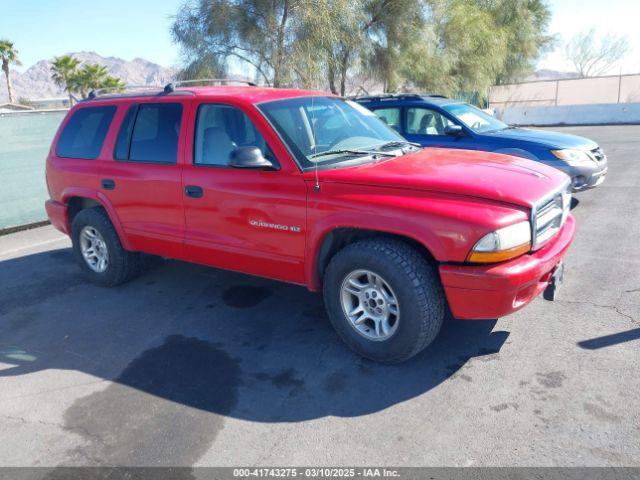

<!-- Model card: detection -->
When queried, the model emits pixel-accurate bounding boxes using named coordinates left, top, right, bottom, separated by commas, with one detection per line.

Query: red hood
left=306, top=148, right=569, bottom=208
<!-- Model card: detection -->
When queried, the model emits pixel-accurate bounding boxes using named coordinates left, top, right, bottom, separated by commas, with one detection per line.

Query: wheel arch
left=62, top=188, right=132, bottom=250
left=309, top=226, right=438, bottom=291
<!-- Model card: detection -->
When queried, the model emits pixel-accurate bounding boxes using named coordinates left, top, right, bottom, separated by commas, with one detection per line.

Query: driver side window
left=406, top=108, right=453, bottom=136
left=194, top=104, right=274, bottom=166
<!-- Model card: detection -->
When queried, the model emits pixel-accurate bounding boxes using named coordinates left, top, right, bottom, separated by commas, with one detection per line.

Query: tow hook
left=543, top=262, right=564, bottom=301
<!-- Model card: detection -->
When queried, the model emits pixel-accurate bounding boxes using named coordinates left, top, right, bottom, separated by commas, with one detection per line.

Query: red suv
left=45, top=83, right=575, bottom=363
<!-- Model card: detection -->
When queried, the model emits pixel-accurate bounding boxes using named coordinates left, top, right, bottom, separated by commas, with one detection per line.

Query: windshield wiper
left=309, top=149, right=395, bottom=160
left=378, top=140, right=421, bottom=149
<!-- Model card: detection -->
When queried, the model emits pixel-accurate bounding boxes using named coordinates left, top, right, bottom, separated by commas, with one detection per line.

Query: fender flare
left=305, top=215, right=445, bottom=291
left=61, top=187, right=132, bottom=251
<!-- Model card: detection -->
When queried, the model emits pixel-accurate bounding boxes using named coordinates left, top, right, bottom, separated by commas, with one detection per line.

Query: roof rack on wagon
left=85, top=78, right=257, bottom=101
left=350, top=93, right=448, bottom=102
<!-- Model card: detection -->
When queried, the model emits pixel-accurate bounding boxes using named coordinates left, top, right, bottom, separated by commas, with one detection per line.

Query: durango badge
left=249, top=219, right=301, bottom=233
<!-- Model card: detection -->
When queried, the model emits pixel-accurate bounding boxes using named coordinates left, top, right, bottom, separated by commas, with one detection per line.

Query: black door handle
left=185, top=185, right=203, bottom=198
left=101, top=179, right=115, bottom=190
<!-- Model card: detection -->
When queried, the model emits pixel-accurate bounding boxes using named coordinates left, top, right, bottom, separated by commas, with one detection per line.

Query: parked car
left=353, top=93, right=608, bottom=192
left=45, top=83, right=574, bottom=363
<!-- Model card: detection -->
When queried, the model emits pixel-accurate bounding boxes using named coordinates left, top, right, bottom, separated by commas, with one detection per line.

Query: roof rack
left=84, top=77, right=256, bottom=101
left=171, top=78, right=258, bottom=89
left=85, top=84, right=186, bottom=101
left=349, top=93, right=448, bottom=102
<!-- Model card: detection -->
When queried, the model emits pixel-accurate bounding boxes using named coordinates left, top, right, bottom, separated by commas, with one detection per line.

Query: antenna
left=311, top=96, right=320, bottom=192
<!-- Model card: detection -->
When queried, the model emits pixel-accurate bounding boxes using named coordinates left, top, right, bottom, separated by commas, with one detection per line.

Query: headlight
left=551, top=149, right=595, bottom=166
left=467, top=221, right=532, bottom=263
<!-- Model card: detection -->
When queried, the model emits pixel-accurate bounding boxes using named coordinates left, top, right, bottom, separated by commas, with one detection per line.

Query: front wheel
left=323, top=239, right=445, bottom=364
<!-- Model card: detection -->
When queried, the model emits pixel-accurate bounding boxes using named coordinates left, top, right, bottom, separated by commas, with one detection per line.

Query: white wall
left=496, top=102, right=640, bottom=126
left=490, top=74, right=640, bottom=109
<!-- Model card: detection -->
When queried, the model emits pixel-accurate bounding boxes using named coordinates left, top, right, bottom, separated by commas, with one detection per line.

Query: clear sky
left=1, top=0, right=638, bottom=74
left=0, top=0, right=183, bottom=70
left=537, top=0, right=640, bottom=74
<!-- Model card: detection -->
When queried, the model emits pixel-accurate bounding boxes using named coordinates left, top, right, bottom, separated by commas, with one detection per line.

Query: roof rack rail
left=172, top=78, right=257, bottom=88
left=349, top=92, right=448, bottom=102
left=85, top=84, right=182, bottom=101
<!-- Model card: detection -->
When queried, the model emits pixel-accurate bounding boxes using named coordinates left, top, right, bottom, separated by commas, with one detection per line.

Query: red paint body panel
left=440, top=215, right=575, bottom=319
left=312, top=148, right=569, bottom=208
left=45, top=200, right=69, bottom=234
left=45, top=86, right=576, bottom=321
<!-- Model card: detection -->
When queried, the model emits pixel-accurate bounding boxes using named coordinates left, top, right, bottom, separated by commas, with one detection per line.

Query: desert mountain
left=0, top=51, right=176, bottom=102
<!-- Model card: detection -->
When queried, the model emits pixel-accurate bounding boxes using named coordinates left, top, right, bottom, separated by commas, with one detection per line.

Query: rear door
left=402, top=106, right=477, bottom=150
left=50, top=105, right=117, bottom=203
left=181, top=101, right=307, bottom=284
left=99, top=99, right=188, bottom=258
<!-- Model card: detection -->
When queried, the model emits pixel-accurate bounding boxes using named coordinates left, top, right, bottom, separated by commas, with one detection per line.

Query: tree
left=488, top=0, right=555, bottom=84
left=50, top=56, right=125, bottom=100
left=51, top=55, right=81, bottom=106
left=397, top=0, right=553, bottom=98
left=0, top=40, right=21, bottom=104
left=172, top=0, right=300, bottom=87
left=361, top=0, right=426, bottom=93
left=171, top=0, right=553, bottom=97
left=295, top=0, right=367, bottom=94
left=565, top=28, right=631, bottom=77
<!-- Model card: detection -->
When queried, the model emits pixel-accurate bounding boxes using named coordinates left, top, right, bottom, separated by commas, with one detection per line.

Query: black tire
left=71, top=208, right=140, bottom=287
left=323, top=239, right=445, bottom=364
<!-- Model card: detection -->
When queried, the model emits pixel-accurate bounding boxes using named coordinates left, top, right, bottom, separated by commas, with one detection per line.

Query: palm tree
left=70, top=63, right=109, bottom=98
left=51, top=55, right=81, bottom=106
left=0, top=40, right=21, bottom=104
left=100, top=75, right=126, bottom=93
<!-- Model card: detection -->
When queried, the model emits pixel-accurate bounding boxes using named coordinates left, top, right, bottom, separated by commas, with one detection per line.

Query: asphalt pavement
left=0, top=125, right=638, bottom=467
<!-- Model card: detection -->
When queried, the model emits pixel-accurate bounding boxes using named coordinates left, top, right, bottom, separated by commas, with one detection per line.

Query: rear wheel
left=71, top=208, right=140, bottom=287
left=323, top=238, right=445, bottom=363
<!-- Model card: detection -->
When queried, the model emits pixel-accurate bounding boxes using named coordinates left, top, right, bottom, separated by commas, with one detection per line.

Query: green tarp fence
left=0, top=110, right=67, bottom=231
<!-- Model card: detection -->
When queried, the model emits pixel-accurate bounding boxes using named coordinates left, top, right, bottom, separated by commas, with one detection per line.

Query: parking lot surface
left=0, top=125, right=638, bottom=467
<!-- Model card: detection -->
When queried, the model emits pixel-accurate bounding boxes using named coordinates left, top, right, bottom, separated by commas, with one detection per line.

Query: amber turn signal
left=466, top=242, right=531, bottom=264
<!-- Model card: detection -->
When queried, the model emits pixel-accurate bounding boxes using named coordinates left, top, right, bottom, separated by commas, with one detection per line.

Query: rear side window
left=114, top=103, right=182, bottom=164
left=372, top=107, right=401, bottom=133
left=56, top=106, right=116, bottom=159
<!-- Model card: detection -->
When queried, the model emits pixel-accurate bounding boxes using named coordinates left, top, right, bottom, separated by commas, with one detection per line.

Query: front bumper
left=439, top=214, right=576, bottom=320
left=554, top=159, right=608, bottom=192
left=45, top=200, right=70, bottom=235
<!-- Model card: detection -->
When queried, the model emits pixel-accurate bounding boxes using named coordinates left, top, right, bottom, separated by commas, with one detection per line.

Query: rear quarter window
left=56, top=106, right=116, bottom=159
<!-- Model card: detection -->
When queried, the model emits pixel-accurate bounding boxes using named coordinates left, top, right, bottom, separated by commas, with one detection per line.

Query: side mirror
left=229, top=146, right=276, bottom=170
left=444, top=124, right=464, bottom=137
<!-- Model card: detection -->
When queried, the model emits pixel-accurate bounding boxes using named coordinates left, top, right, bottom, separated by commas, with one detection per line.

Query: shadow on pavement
left=578, top=327, right=640, bottom=350
left=0, top=247, right=509, bottom=465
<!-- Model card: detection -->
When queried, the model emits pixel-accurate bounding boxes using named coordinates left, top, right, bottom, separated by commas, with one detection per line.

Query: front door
left=181, top=102, right=307, bottom=284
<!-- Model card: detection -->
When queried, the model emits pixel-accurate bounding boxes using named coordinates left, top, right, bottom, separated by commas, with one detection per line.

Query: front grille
left=591, top=147, right=606, bottom=162
left=532, top=185, right=571, bottom=249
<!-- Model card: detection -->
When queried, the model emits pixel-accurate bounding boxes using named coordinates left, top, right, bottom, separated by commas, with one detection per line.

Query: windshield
left=443, top=103, right=508, bottom=133
left=258, top=96, right=406, bottom=168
